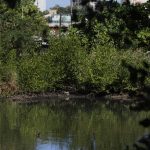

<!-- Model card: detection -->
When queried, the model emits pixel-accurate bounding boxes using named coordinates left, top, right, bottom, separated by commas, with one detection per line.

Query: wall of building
left=129, top=0, right=148, bottom=4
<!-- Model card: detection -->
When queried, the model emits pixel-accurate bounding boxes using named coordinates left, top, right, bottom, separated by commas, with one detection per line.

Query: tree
left=74, top=0, right=150, bottom=49
left=0, top=0, right=48, bottom=61
left=3, top=0, right=21, bottom=8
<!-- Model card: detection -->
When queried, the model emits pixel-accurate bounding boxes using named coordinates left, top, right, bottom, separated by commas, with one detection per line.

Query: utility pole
left=37, top=0, right=39, bottom=12
left=70, top=0, right=73, bottom=25
left=59, top=14, right=62, bottom=37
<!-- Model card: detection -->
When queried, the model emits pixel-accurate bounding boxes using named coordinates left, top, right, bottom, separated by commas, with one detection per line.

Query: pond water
left=0, top=99, right=150, bottom=150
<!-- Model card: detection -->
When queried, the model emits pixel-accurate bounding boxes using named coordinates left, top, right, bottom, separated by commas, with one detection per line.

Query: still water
left=0, top=99, right=150, bottom=150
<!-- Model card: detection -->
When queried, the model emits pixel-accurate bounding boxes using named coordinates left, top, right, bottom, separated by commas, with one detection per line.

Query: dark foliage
left=3, top=0, right=21, bottom=8
left=73, top=0, right=150, bottom=49
left=122, top=60, right=149, bottom=88
left=139, top=118, right=150, bottom=127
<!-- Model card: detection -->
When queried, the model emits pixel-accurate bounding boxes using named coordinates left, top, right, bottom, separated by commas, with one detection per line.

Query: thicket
left=0, top=0, right=150, bottom=95
left=74, top=0, right=150, bottom=50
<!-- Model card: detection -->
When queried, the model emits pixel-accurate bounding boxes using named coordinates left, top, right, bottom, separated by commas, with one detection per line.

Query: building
left=48, top=14, right=72, bottom=35
left=34, top=0, right=47, bottom=12
left=44, top=8, right=58, bottom=18
left=48, top=9, right=58, bottom=17
left=88, top=1, right=97, bottom=11
left=48, top=14, right=71, bottom=28
left=129, top=0, right=148, bottom=4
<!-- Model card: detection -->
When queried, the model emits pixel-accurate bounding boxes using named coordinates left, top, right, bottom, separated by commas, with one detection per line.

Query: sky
left=47, top=0, right=70, bottom=9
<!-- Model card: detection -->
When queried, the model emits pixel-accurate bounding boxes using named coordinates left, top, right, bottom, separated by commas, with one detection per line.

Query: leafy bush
left=0, top=51, right=18, bottom=95
left=18, top=55, right=48, bottom=92
left=78, top=46, right=120, bottom=92
left=16, top=32, right=150, bottom=94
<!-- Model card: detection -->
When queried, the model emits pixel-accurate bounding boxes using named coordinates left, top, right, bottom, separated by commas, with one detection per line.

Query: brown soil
left=4, top=92, right=136, bottom=104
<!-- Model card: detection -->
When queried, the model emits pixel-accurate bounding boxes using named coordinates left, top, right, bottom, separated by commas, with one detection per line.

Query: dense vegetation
left=0, top=0, right=150, bottom=96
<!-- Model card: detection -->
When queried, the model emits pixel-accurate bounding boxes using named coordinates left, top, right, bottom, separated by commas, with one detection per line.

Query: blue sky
left=47, top=0, right=70, bottom=9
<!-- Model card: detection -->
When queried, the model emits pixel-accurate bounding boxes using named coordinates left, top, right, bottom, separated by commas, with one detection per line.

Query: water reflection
left=0, top=99, right=150, bottom=150
left=36, top=138, right=70, bottom=150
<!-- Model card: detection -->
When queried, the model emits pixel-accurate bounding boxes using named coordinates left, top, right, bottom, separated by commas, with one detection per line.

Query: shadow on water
left=122, top=60, right=150, bottom=150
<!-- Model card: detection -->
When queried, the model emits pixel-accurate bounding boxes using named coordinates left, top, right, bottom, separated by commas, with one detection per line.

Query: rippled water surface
left=0, top=99, right=150, bottom=150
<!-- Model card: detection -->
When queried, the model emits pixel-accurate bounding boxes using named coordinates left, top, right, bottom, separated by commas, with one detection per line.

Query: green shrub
left=1, top=29, right=149, bottom=95
left=17, top=33, right=88, bottom=92
left=46, top=32, right=89, bottom=88
left=18, top=55, right=48, bottom=92
left=76, top=45, right=120, bottom=92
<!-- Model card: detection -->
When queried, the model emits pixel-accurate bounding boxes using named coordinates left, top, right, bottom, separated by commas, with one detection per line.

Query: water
left=0, top=99, right=150, bottom=150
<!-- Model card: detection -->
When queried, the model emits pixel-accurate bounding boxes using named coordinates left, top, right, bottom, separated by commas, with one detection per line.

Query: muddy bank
left=3, top=92, right=136, bottom=103
left=0, top=91, right=149, bottom=111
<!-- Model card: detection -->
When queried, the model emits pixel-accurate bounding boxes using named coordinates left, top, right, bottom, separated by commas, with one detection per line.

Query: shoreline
left=1, top=91, right=149, bottom=110
left=2, top=92, right=138, bottom=103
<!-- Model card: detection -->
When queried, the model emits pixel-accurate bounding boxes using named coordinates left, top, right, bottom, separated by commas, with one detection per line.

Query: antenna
left=70, top=0, right=73, bottom=25
left=37, top=0, right=38, bottom=7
